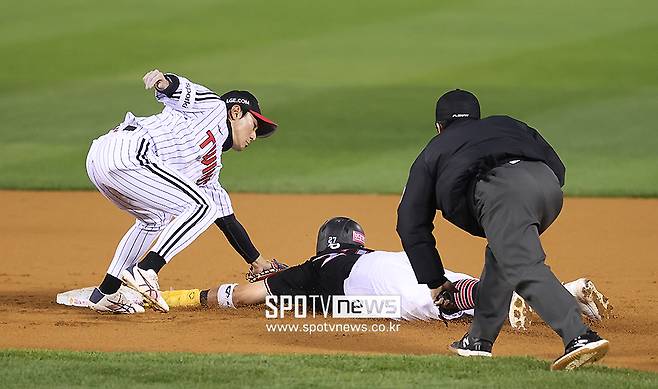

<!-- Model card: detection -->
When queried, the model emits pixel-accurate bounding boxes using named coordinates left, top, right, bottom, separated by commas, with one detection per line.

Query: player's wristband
left=159, top=74, right=180, bottom=97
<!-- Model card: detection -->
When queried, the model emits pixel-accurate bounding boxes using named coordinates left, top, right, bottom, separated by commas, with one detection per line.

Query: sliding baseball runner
left=85, top=69, right=286, bottom=314
left=156, top=217, right=612, bottom=326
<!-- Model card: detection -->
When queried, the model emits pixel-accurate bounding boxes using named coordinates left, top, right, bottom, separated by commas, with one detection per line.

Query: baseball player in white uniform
left=159, top=217, right=612, bottom=325
left=85, top=70, right=285, bottom=314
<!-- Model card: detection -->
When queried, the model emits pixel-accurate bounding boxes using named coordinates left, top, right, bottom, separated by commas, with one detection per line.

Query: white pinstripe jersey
left=116, top=74, right=229, bottom=187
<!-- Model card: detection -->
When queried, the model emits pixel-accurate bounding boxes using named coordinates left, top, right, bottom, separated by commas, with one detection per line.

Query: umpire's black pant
left=469, top=160, right=587, bottom=346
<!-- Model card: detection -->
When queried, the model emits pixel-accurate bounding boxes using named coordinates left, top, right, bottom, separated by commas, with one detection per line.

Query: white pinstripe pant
left=86, top=131, right=221, bottom=277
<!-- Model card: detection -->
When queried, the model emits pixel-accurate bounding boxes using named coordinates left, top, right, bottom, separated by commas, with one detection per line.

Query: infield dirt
left=0, top=192, right=656, bottom=371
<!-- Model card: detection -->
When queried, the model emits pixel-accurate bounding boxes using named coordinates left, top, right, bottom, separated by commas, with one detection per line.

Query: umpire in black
left=396, top=89, right=609, bottom=370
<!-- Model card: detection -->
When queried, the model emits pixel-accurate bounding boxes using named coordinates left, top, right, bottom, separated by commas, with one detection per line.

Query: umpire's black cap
left=435, top=89, right=481, bottom=124
left=221, top=90, right=278, bottom=138
left=316, top=217, right=366, bottom=254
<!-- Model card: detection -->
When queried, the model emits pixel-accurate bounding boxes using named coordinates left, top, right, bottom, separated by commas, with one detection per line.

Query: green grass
left=1, top=350, right=656, bottom=388
left=1, top=0, right=657, bottom=195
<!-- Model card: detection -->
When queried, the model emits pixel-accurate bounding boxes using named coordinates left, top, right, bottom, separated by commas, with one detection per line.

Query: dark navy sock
left=138, top=252, right=166, bottom=274
left=98, top=273, right=122, bottom=295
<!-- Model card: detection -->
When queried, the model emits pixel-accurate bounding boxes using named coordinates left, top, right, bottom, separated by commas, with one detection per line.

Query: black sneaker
left=448, top=333, right=493, bottom=357
left=551, top=330, right=609, bottom=371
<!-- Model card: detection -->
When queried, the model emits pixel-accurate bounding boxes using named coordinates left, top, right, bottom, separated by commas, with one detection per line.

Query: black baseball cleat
left=448, top=333, right=493, bottom=357
left=551, top=330, right=609, bottom=371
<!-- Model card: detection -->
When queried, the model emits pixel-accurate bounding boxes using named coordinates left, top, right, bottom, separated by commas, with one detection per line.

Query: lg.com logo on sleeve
left=265, top=295, right=401, bottom=319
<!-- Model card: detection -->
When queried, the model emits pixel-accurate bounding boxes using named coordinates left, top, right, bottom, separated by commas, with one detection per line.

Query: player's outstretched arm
left=214, top=214, right=289, bottom=282
left=142, top=69, right=223, bottom=115
left=162, top=281, right=268, bottom=309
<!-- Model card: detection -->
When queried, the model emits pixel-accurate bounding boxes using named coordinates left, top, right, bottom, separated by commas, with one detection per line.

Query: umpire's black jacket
left=396, top=115, right=565, bottom=288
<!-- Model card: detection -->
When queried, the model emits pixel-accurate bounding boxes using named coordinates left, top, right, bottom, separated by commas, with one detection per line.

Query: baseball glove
left=245, top=259, right=289, bottom=283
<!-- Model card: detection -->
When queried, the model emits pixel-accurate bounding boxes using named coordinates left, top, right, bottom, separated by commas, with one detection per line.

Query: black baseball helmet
left=316, top=217, right=366, bottom=254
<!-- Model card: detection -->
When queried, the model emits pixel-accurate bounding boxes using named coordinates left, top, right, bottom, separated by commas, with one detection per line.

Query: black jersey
left=265, top=247, right=373, bottom=299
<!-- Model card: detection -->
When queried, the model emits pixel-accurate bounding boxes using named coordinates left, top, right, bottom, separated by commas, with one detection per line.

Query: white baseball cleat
left=121, top=265, right=169, bottom=312
left=89, top=288, right=145, bottom=314
left=563, top=278, right=613, bottom=321
left=508, top=291, right=534, bottom=331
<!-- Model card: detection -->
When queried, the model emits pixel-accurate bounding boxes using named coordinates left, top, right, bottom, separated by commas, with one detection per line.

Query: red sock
left=453, top=278, right=479, bottom=311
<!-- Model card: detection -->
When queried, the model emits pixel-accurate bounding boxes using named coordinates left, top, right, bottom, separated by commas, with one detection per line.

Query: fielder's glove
left=245, top=259, right=289, bottom=283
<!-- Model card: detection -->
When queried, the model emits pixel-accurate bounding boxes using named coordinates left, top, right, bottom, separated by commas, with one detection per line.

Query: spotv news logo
left=265, top=295, right=401, bottom=319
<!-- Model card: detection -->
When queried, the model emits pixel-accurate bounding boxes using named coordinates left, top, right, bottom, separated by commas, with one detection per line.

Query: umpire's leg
left=472, top=161, right=587, bottom=346
left=468, top=246, right=514, bottom=343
